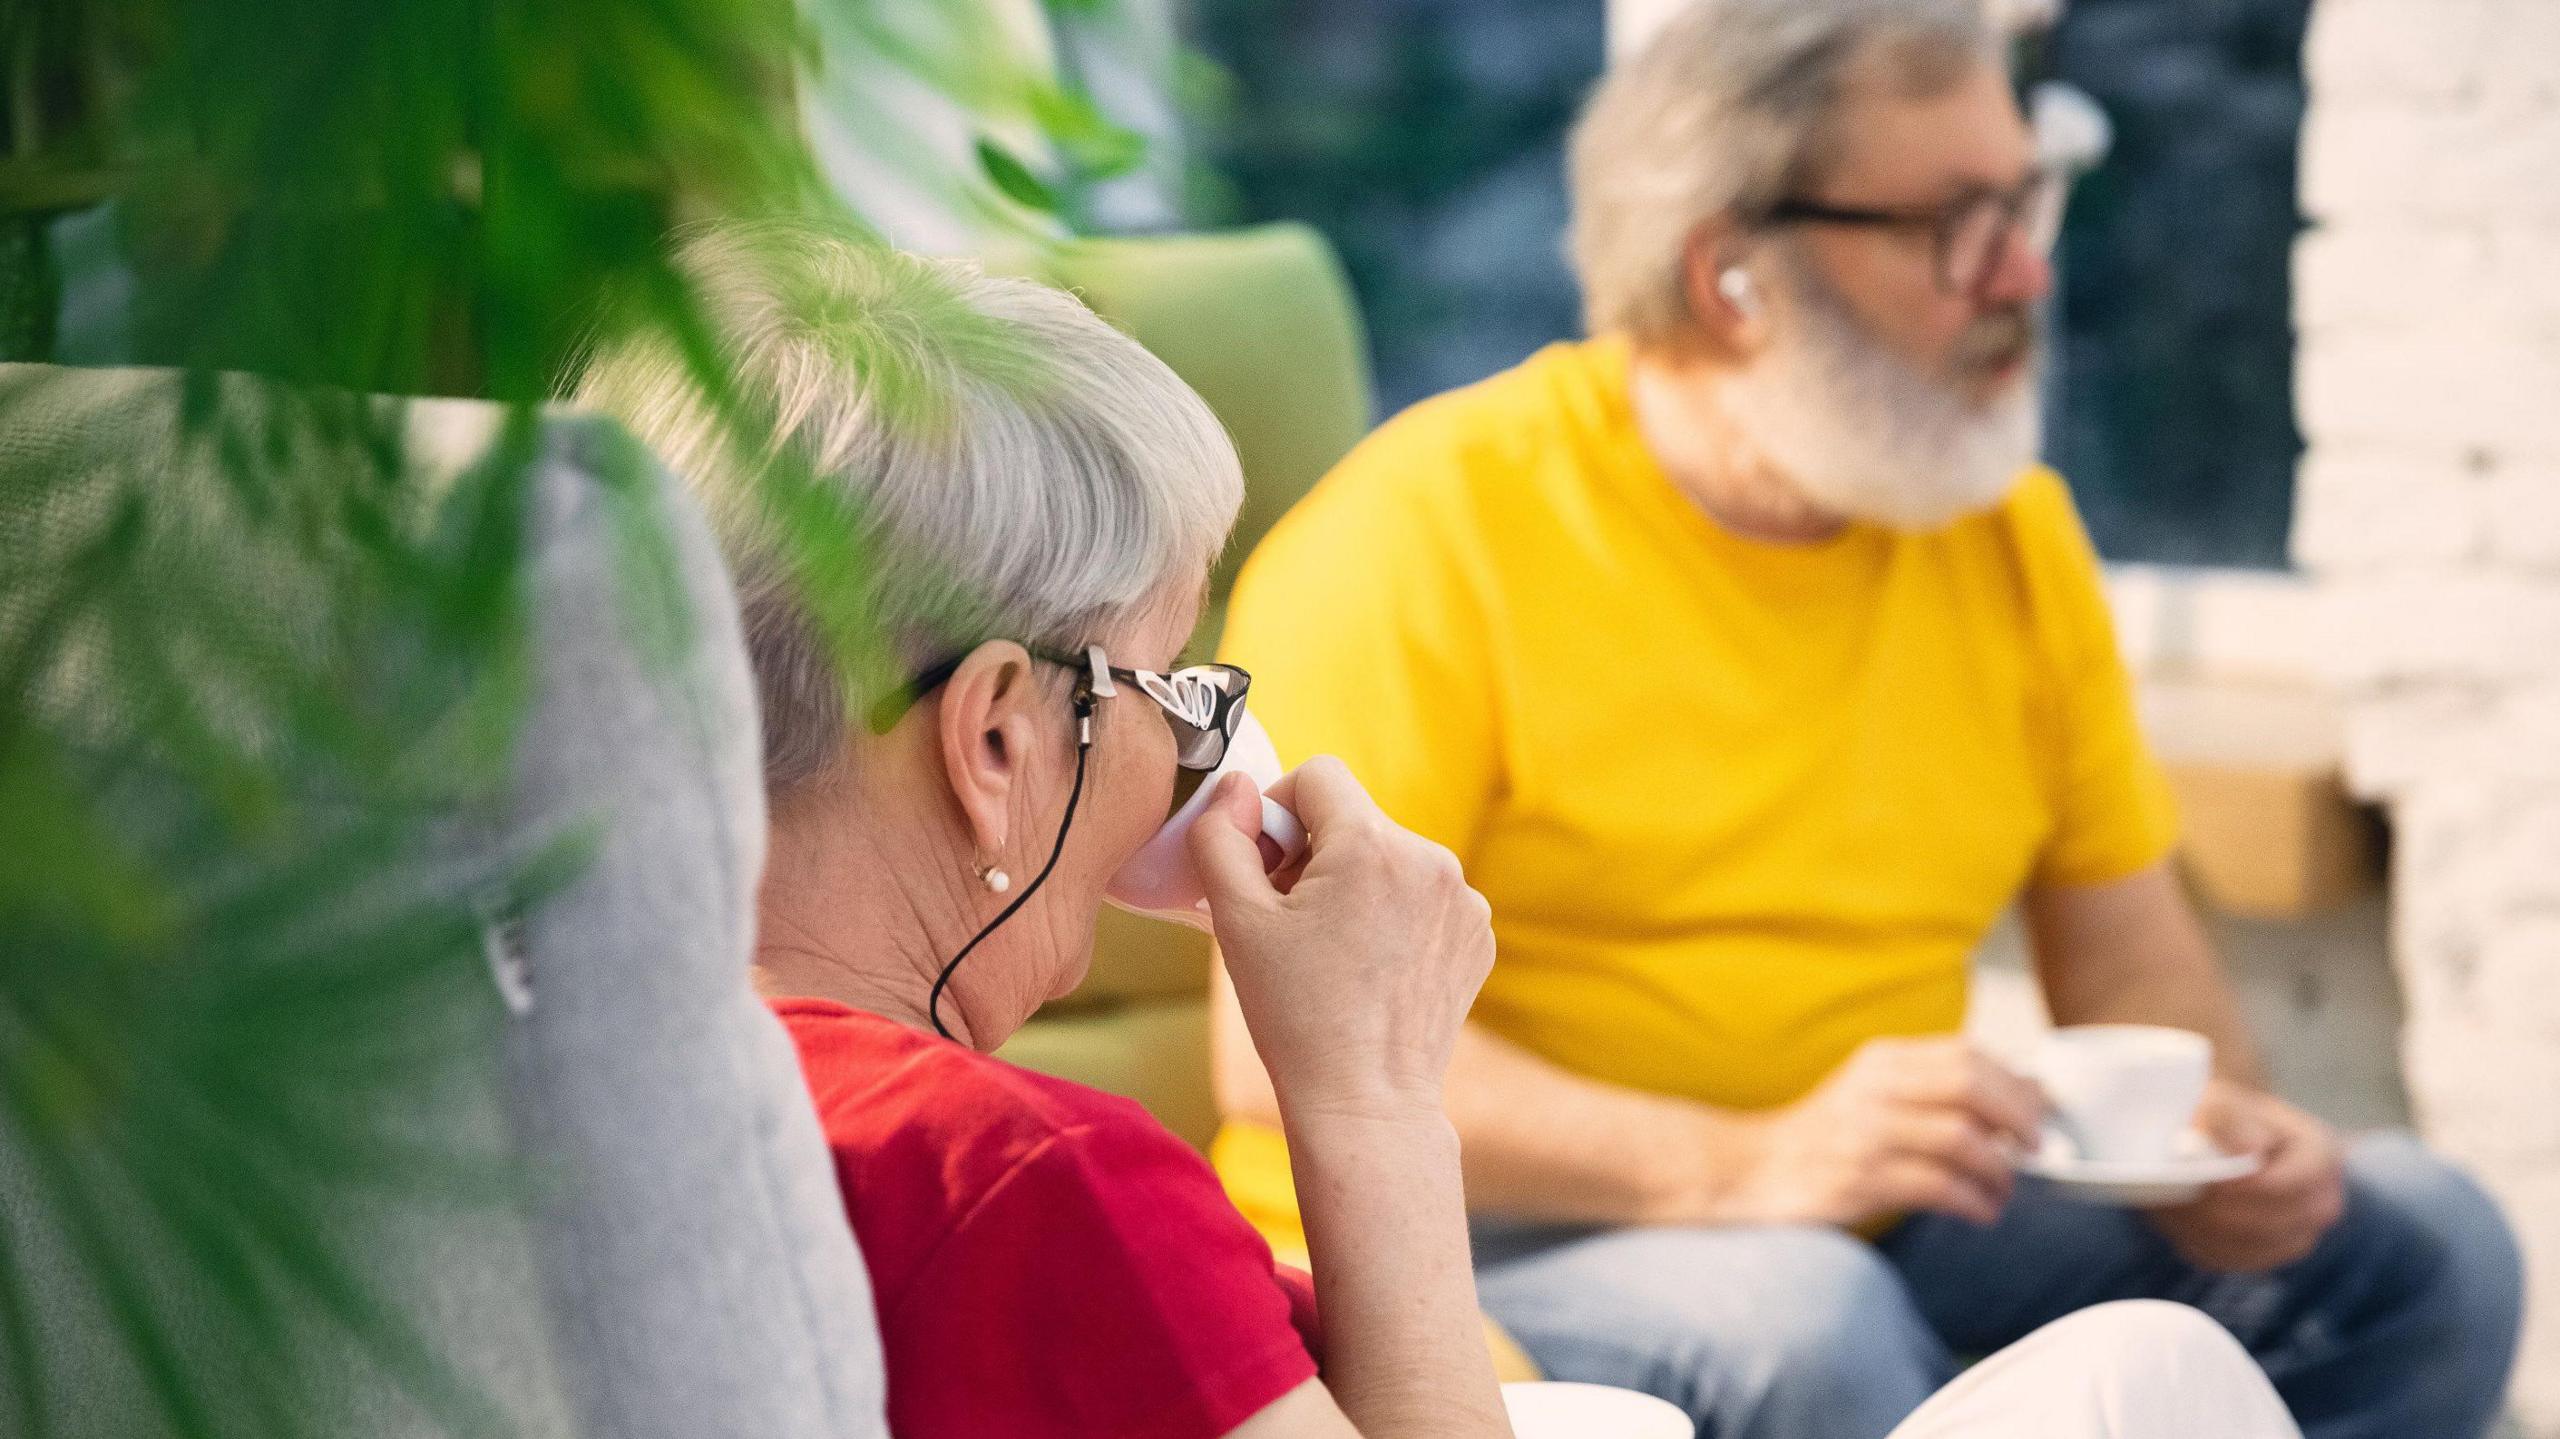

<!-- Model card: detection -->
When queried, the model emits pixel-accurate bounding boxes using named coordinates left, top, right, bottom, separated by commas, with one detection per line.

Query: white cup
left=1502, top=1382, right=1691, bottom=1439
left=1103, top=709, right=1307, bottom=931
left=2034, top=1025, right=2212, bottom=1164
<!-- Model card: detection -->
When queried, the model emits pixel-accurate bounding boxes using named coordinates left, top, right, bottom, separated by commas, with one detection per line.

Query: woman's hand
left=1195, top=760, right=1513, bottom=1439
left=1190, top=758, right=1495, bottom=1121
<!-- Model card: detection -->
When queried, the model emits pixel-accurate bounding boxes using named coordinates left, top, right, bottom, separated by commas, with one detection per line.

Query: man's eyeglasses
left=1760, top=166, right=2069, bottom=299
left=872, top=644, right=1254, bottom=774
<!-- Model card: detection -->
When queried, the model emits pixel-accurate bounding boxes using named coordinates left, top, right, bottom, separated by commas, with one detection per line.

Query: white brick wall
left=2315, top=573, right=2560, bottom=685
left=2294, top=0, right=2560, bottom=1427
left=2307, top=0, right=2560, bottom=109
left=2295, top=227, right=2560, bottom=340
left=2345, top=684, right=2560, bottom=794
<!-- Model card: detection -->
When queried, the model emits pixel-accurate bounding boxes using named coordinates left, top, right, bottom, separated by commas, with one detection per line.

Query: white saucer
left=2018, top=1127, right=2262, bottom=1207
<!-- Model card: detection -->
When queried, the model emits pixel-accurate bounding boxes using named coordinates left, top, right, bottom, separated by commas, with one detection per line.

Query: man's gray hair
left=1568, top=0, right=1999, bottom=347
left=577, top=221, right=1242, bottom=790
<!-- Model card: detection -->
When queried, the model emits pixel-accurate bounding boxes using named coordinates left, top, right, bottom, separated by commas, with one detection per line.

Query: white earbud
left=1717, top=267, right=1759, bottom=317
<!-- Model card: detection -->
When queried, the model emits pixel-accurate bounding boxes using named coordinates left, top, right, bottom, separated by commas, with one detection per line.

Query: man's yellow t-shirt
left=1209, top=337, right=2178, bottom=1252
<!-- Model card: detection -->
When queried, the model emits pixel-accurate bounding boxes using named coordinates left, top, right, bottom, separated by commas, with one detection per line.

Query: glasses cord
left=929, top=689, right=1097, bottom=1042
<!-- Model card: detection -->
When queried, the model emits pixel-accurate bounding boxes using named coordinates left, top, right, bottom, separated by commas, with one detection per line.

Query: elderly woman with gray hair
left=574, top=221, right=2305, bottom=1439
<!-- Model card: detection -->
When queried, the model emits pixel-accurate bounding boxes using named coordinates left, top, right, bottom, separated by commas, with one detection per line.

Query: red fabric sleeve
left=1273, top=1263, right=1322, bottom=1357
left=882, top=1121, right=1320, bottom=1439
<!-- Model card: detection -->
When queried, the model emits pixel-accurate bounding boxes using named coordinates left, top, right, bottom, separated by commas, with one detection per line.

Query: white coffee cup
left=1502, top=1382, right=1691, bottom=1439
left=1104, top=709, right=1307, bottom=930
left=2034, top=1025, right=2212, bottom=1164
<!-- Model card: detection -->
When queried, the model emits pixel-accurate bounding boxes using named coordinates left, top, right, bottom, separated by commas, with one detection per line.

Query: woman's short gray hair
left=1567, top=0, right=1998, bottom=347
left=577, top=221, right=1242, bottom=790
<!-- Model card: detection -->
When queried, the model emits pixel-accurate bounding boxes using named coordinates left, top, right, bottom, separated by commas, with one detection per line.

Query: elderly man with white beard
left=1201, top=2, right=2524, bottom=1436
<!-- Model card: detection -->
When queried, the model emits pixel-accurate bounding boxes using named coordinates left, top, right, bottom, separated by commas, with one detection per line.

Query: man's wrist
left=1633, top=1099, right=1765, bottom=1225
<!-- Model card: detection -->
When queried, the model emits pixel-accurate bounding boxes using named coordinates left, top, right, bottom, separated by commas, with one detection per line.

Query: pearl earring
left=977, top=859, right=1011, bottom=895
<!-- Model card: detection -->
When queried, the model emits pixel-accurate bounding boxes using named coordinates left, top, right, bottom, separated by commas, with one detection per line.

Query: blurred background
left=1011, top=8, right=2560, bottom=1428
left=1181, top=0, right=2311, bottom=568
left=4, top=0, right=2552, bottom=1433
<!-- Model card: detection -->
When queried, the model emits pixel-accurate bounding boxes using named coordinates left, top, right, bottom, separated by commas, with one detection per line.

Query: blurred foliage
left=1185, top=0, right=1600, bottom=415
left=0, top=0, right=1142, bottom=1435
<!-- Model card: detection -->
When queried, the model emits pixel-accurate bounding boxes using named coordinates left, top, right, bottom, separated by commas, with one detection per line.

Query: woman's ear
left=935, top=642, right=1043, bottom=856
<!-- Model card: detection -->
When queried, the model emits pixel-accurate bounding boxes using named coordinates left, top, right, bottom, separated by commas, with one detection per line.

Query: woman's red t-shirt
left=773, top=997, right=1321, bottom=1439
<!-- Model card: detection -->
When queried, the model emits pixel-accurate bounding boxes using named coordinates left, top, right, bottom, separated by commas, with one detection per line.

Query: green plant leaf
left=1, top=0, right=1201, bottom=1432
left=975, top=135, right=1060, bottom=213
left=1025, top=83, right=1149, bottom=179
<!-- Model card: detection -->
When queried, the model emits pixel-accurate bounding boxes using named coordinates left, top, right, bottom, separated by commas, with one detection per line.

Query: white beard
left=1718, top=258, right=2042, bottom=532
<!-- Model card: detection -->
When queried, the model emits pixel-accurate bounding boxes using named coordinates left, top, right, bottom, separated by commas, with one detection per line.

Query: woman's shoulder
left=769, top=995, right=1294, bottom=1364
left=769, top=995, right=1188, bottom=1181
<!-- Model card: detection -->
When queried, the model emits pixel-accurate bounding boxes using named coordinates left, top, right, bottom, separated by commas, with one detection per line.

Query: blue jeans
left=1472, top=1134, right=2520, bottom=1439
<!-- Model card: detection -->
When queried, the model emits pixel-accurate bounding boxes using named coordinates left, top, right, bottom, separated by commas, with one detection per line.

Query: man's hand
left=1713, top=1036, right=2046, bottom=1229
left=2148, top=1079, right=2345, bottom=1273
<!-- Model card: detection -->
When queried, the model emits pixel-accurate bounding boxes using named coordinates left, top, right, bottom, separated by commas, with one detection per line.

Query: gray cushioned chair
left=0, top=363, right=888, bottom=1438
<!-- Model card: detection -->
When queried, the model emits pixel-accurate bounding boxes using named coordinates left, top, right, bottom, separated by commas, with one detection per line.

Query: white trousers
left=1885, top=1301, right=2303, bottom=1439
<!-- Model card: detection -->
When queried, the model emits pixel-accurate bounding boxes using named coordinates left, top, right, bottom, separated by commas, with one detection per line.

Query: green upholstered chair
left=994, top=224, right=1375, bottom=1148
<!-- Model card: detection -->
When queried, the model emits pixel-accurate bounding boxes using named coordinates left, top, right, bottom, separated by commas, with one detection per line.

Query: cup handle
left=1259, top=797, right=1307, bottom=866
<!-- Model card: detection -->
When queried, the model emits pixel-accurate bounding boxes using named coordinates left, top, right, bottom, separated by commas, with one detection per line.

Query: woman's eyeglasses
left=1760, top=166, right=2069, bottom=299
left=898, top=642, right=1256, bottom=1040
left=872, top=644, right=1255, bottom=774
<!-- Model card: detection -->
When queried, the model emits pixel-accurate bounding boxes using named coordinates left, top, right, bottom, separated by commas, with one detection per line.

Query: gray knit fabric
left=0, top=363, right=887, bottom=1439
